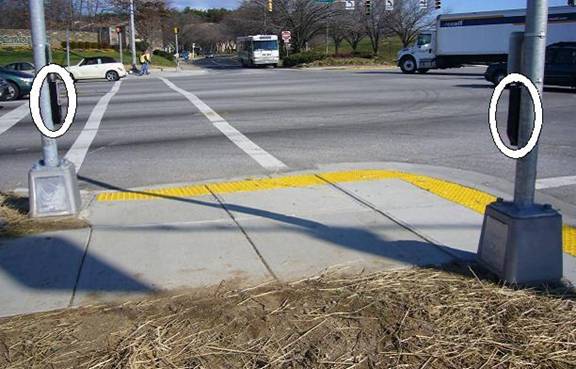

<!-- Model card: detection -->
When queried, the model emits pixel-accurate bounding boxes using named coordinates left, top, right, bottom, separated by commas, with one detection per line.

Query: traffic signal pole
left=478, top=0, right=563, bottom=284
left=129, top=0, right=138, bottom=72
left=514, top=0, right=548, bottom=207
left=28, top=0, right=81, bottom=218
left=29, top=0, right=59, bottom=168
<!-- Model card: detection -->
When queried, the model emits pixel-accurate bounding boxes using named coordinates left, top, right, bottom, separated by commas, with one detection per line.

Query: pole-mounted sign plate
left=282, top=31, right=291, bottom=42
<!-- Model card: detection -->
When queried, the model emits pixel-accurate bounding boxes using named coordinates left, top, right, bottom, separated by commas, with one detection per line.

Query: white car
left=66, top=56, right=127, bottom=81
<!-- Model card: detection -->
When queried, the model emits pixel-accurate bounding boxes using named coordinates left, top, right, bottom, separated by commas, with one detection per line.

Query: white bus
left=236, top=35, right=279, bottom=67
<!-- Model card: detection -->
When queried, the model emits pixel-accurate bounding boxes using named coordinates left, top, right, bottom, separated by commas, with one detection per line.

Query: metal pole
left=29, top=0, right=59, bottom=168
left=66, top=28, right=71, bottom=66
left=513, top=0, right=548, bottom=208
left=175, top=32, right=179, bottom=55
left=325, top=22, right=329, bottom=55
left=129, top=0, right=137, bottom=70
left=66, top=0, right=72, bottom=66
left=175, top=31, right=179, bottom=71
left=119, top=31, right=124, bottom=65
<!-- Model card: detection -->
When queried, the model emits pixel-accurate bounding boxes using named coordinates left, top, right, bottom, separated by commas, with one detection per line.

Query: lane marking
left=95, top=169, right=576, bottom=257
left=65, top=81, right=122, bottom=172
left=536, top=176, right=576, bottom=190
left=158, top=76, right=287, bottom=171
left=0, top=103, right=29, bottom=137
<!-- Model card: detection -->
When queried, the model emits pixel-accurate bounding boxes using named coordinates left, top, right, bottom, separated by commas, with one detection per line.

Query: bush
left=282, top=51, right=326, bottom=67
left=153, top=49, right=174, bottom=61
left=351, top=51, right=374, bottom=59
left=136, top=41, right=149, bottom=52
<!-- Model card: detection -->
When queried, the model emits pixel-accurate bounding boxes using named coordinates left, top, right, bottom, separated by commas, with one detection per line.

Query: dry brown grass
left=0, top=192, right=88, bottom=239
left=0, top=264, right=575, bottom=369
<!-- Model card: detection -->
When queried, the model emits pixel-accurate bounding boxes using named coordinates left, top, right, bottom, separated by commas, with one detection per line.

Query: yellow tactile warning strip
left=96, top=169, right=576, bottom=256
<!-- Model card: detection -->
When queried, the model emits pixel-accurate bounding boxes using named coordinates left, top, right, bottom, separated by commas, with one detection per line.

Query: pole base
left=28, top=159, right=81, bottom=218
left=478, top=200, right=563, bottom=284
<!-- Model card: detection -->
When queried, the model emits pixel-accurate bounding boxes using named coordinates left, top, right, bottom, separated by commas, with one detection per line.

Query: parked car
left=485, top=42, right=576, bottom=87
left=66, top=56, right=127, bottom=81
left=0, top=67, right=34, bottom=100
left=3, top=62, right=36, bottom=74
left=0, top=78, right=9, bottom=101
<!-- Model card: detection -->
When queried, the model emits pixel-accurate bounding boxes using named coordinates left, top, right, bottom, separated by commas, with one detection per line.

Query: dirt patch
left=0, top=192, right=88, bottom=239
left=0, top=264, right=575, bottom=368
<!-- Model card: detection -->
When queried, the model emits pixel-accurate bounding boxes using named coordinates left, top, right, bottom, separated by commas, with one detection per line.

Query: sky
left=171, top=0, right=570, bottom=11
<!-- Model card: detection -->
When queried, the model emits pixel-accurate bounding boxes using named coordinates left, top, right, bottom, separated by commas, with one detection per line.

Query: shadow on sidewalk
left=0, top=234, right=153, bottom=293
left=80, top=176, right=476, bottom=274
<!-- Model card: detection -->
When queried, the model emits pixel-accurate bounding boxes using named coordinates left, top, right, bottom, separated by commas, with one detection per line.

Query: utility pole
left=28, top=0, right=81, bottom=217
left=478, top=0, right=563, bottom=284
left=129, top=0, right=138, bottom=72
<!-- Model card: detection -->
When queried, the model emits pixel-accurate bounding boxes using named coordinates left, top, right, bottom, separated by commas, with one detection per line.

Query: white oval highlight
left=29, top=64, right=77, bottom=139
left=489, top=72, right=543, bottom=159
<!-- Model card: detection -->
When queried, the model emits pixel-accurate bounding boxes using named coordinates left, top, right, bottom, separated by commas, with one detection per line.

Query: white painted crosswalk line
left=159, top=77, right=287, bottom=171
left=0, top=104, right=29, bottom=137
left=65, top=81, right=122, bottom=172
left=536, top=176, right=576, bottom=190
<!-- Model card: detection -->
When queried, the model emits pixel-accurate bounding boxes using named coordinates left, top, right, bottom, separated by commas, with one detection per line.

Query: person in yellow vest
left=138, top=50, right=152, bottom=76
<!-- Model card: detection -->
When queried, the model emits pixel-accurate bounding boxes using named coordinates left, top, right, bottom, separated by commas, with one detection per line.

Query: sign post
left=116, top=26, right=123, bottom=65
left=28, top=0, right=81, bottom=218
left=478, top=0, right=563, bottom=284
left=174, top=27, right=180, bottom=71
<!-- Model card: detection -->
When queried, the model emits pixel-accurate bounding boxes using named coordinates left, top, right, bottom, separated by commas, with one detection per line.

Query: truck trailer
left=397, top=6, right=576, bottom=74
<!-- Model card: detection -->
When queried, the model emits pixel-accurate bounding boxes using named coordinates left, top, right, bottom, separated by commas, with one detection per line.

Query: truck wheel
left=400, top=57, right=417, bottom=74
left=494, top=71, right=506, bottom=85
left=417, top=69, right=430, bottom=74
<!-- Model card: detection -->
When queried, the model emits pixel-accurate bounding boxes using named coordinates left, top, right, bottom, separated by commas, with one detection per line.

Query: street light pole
left=129, top=0, right=138, bottom=71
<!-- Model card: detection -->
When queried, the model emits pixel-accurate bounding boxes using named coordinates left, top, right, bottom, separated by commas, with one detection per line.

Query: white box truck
left=397, top=6, right=576, bottom=74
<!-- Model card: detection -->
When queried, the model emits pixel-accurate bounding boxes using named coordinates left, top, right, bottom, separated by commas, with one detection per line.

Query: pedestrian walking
left=139, top=50, right=151, bottom=76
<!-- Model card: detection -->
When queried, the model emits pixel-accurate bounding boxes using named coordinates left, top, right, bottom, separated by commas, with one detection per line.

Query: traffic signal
left=365, top=0, right=371, bottom=15
left=435, top=0, right=441, bottom=9
left=115, top=26, right=122, bottom=33
left=267, top=0, right=272, bottom=12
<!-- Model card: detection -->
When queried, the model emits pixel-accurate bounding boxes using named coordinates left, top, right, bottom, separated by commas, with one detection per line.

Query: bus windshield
left=253, top=40, right=278, bottom=51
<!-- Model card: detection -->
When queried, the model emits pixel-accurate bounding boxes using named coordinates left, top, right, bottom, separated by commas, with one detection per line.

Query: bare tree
left=342, top=4, right=366, bottom=54
left=362, top=0, right=393, bottom=55
left=386, top=0, right=434, bottom=47
left=327, top=8, right=348, bottom=56
left=273, top=0, right=338, bottom=53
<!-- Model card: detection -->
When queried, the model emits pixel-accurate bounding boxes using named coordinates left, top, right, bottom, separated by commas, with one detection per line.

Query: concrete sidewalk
left=1, top=165, right=575, bottom=317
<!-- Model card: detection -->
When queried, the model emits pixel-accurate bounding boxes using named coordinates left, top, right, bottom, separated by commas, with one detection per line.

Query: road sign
left=282, top=31, right=291, bottom=43
left=386, top=0, right=394, bottom=11
left=345, top=0, right=355, bottom=10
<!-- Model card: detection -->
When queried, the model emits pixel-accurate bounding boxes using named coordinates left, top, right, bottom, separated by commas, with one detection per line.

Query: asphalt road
left=1, top=59, right=575, bottom=208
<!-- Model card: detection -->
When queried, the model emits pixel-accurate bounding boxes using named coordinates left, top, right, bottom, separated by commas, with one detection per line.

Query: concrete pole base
left=478, top=200, right=563, bottom=284
left=28, top=159, right=81, bottom=218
